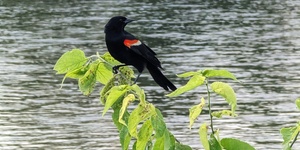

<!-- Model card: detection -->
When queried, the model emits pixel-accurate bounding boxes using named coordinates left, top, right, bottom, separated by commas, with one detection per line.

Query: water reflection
left=0, top=0, right=299, bottom=149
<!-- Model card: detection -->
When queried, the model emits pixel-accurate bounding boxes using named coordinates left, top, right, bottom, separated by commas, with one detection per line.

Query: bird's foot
left=112, top=66, right=119, bottom=74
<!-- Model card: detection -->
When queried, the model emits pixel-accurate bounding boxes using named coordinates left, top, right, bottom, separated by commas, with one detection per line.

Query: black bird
left=104, top=16, right=177, bottom=91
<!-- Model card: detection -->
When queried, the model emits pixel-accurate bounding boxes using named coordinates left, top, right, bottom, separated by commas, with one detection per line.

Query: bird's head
left=105, top=16, right=134, bottom=33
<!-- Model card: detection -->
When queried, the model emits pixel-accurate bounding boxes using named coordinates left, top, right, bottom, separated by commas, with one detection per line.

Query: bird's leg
left=112, top=65, right=127, bottom=74
left=133, top=71, right=142, bottom=84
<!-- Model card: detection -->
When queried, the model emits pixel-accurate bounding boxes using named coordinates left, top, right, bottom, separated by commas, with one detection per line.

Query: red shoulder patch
left=124, top=39, right=142, bottom=48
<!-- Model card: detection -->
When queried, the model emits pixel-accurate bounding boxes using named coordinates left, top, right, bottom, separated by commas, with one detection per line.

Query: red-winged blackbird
left=104, top=16, right=177, bottom=91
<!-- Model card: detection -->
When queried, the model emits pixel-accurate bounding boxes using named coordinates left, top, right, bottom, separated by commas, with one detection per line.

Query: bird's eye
left=119, top=19, right=123, bottom=22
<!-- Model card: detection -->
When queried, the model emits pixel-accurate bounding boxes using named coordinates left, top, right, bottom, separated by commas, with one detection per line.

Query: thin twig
left=290, top=131, right=299, bottom=148
left=205, top=79, right=214, bottom=134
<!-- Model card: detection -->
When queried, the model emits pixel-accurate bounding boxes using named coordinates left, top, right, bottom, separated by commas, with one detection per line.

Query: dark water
left=1, top=0, right=300, bottom=149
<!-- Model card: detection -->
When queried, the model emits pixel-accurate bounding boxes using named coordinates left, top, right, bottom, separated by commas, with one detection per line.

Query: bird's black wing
left=123, top=34, right=162, bottom=69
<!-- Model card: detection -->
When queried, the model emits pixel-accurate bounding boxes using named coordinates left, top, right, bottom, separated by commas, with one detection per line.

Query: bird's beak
left=125, top=18, right=134, bottom=24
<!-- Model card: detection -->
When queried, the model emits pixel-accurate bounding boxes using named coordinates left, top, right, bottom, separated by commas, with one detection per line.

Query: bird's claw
left=112, top=66, right=119, bottom=74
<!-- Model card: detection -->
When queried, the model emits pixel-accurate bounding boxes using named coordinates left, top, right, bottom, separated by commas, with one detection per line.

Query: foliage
left=54, top=49, right=191, bottom=150
left=167, top=69, right=255, bottom=150
left=55, top=49, right=300, bottom=150
left=54, top=49, right=259, bottom=150
left=280, top=98, right=300, bottom=150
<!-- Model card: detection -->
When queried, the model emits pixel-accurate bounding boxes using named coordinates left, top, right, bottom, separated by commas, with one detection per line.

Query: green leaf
left=78, top=61, right=98, bottom=96
left=283, top=144, right=291, bottom=150
left=65, top=65, right=89, bottom=79
left=202, top=69, right=238, bottom=81
left=120, top=126, right=131, bottom=150
left=212, top=110, right=237, bottom=118
left=281, top=125, right=300, bottom=145
left=100, top=75, right=116, bottom=104
left=151, top=108, right=167, bottom=138
left=211, top=82, right=237, bottom=113
left=112, top=107, right=130, bottom=131
left=132, top=141, right=137, bottom=150
left=113, top=107, right=131, bottom=150
left=153, top=131, right=176, bottom=150
left=59, top=65, right=89, bottom=89
left=128, top=103, right=156, bottom=138
left=177, top=71, right=199, bottom=78
left=296, top=98, right=300, bottom=111
left=151, top=109, right=171, bottom=149
left=119, top=66, right=135, bottom=80
left=220, top=138, right=255, bottom=150
left=96, top=62, right=113, bottom=84
left=130, top=84, right=146, bottom=104
left=174, top=143, right=193, bottom=150
left=101, top=52, right=121, bottom=66
left=199, top=123, right=210, bottom=150
left=209, top=134, right=222, bottom=150
left=112, top=109, right=123, bottom=131
left=137, top=120, right=153, bottom=150
left=102, top=85, right=128, bottom=116
left=119, top=94, right=135, bottom=126
left=189, top=97, right=205, bottom=129
left=167, top=131, right=176, bottom=150
left=54, top=49, right=87, bottom=74
left=167, top=74, right=206, bottom=97
left=153, top=136, right=164, bottom=150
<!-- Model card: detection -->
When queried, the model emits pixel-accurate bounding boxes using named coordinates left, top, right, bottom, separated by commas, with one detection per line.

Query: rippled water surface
left=1, top=0, right=300, bottom=149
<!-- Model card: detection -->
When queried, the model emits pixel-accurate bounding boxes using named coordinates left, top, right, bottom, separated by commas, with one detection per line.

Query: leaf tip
left=102, top=111, right=106, bottom=117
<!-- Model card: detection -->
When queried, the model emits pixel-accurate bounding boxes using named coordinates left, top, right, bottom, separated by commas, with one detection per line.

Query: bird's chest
left=105, top=36, right=131, bottom=63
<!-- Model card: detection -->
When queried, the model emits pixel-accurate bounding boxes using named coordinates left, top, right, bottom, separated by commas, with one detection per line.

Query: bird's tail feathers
left=146, top=63, right=177, bottom=91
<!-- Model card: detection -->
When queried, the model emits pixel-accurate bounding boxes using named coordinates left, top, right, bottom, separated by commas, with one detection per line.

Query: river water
left=0, top=0, right=300, bottom=149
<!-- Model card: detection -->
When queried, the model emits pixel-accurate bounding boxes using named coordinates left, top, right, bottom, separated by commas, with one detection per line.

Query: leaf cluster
left=54, top=49, right=191, bottom=150
left=164, top=69, right=256, bottom=149
left=54, top=49, right=133, bottom=96
left=167, top=69, right=238, bottom=126
left=99, top=76, right=192, bottom=150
